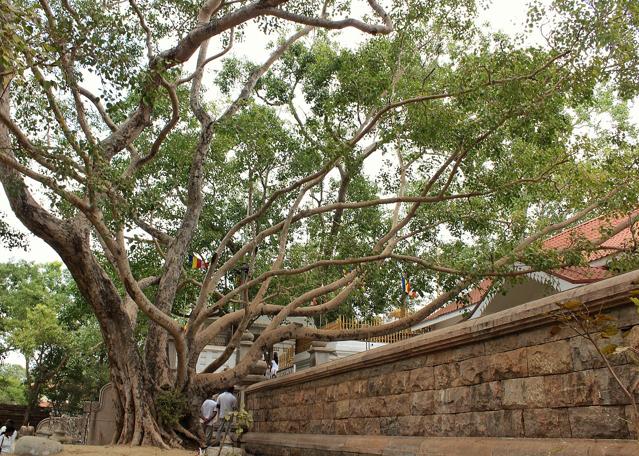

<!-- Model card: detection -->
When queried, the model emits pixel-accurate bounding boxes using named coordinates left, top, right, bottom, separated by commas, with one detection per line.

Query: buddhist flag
left=401, top=276, right=419, bottom=299
left=401, top=276, right=411, bottom=294
left=188, top=255, right=209, bottom=270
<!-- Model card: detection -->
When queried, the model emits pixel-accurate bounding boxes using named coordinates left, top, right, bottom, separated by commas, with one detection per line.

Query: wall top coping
left=245, top=269, right=639, bottom=394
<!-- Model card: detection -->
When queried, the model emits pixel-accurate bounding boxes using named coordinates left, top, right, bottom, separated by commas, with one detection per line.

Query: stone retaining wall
left=0, top=404, right=50, bottom=427
left=244, top=270, right=639, bottom=450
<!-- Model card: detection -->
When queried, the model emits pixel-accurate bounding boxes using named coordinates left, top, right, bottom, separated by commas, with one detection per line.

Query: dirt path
left=60, top=445, right=195, bottom=456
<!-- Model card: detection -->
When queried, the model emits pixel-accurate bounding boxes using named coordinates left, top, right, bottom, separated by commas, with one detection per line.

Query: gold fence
left=277, top=315, right=423, bottom=370
left=323, top=315, right=421, bottom=344
left=279, top=345, right=296, bottom=370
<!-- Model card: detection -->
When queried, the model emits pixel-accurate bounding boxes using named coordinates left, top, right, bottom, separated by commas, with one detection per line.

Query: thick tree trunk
left=108, top=336, right=165, bottom=446
left=0, top=77, right=176, bottom=446
left=22, top=385, right=38, bottom=426
left=57, top=232, right=176, bottom=447
left=144, top=326, right=173, bottom=390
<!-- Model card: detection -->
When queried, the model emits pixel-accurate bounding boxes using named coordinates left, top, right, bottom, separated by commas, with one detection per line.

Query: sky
left=1, top=0, right=635, bottom=366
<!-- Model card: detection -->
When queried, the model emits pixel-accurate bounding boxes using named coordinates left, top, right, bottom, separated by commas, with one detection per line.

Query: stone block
left=527, top=340, right=573, bottom=375
left=434, top=362, right=462, bottom=389
left=286, top=421, right=302, bottom=434
left=592, top=366, right=635, bottom=405
left=397, top=416, right=426, bottom=437
left=367, top=375, right=387, bottom=396
left=410, top=390, right=436, bottom=415
left=384, top=393, right=411, bottom=416
left=351, top=379, right=368, bottom=399
left=484, top=332, right=524, bottom=354
left=543, top=370, right=596, bottom=407
left=306, top=419, right=323, bottom=433
left=290, top=389, right=304, bottom=404
left=568, top=405, right=630, bottom=438
left=252, top=409, right=266, bottom=422
left=481, top=409, right=524, bottom=437
left=430, top=342, right=486, bottom=364
left=335, top=399, right=351, bottom=419
left=349, top=396, right=370, bottom=418
left=205, top=446, right=243, bottom=456
left=606, top=306, right=639, bottom=328
left=459, top=356, right=487, bottom=385
left=309, top=403, right=324, bottom=420
left=326, top=384, right=339, bottom=401
left=315, top=385, right=329, bottom=403
left=256, top=394, right=269, bottom=409
left=484, top=348, right=528, bottom=381
left=397, top=354, right=430, bottom=370
left=435, top=413, right=457, bottom=436
left=570, top=333, right=630, bottom=371
left=366, top=363, right=395, bottom=378
left=469, top=381, right=503, bottom=411
left=484, top=324, right=572, bottom=354
left=368, top=396, right=386, bottom=418
left=336, top=381, right=353, bottom=401
left=570, top=336, right=607, bottom=371
left=379, top=416, right=400, bottom=436
left=268, top=407, right=281, bottom=421
left=420, top=414, right=438, bottom=436
left=301, top=389, right=316, bottom=404
left=285, top=405, right=299, bottom=422
left=13, top=437, right=63, bottom=456
left=321, top=419, right=335, bottom=434
left=408, top=366, right=435, bottom=391
left=314, top=375, right=335, bottom=388
left=523, top=408, right=571, bottom=437
left=502, top=376, right=545, bottom=409
left=387, top=370, right=410, bottom=395
left=296, top=419, right=310, bottom=433
left=453, top=412, right=476, bottom=437
left=333, top=419, right=349, bottom=435
left=624, top=405, right=638, bottom=439
left=323, top=400, right=336, bottom=419
left=350, top=417, right=380, bottom=435
left=433, top=386, right=472, bottom=414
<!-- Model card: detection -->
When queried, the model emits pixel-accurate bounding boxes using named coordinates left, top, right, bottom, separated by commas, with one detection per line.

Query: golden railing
left=321, top=315, right=422, bottom=344
left=278, top=315, right=423, bottom=370
left=279, top=345, right=296, bottom=370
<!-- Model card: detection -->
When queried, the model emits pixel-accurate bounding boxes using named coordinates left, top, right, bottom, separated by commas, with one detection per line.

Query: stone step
left=241, top=433, right=639, bottom=456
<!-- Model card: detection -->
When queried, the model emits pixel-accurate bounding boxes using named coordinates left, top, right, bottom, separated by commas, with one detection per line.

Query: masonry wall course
left=244, top=271, right=639, bottom=454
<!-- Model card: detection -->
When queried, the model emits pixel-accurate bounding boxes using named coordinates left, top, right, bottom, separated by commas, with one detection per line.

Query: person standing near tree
left=214, top=387, right=237, bottom=446
left=199, top=394, right=218, bottom=454
left=0, top=419, right=17, bottom=454
left=270, top=352, right=279, bottom=378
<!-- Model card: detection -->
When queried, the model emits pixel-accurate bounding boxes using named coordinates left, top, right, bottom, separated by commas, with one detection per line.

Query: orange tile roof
left=425, top=210, right=637, bottom=321
left=426, top=278, right=492, bottom=320
left=542, top=210, right=638, bottom=261
left=550, top=265, right=611, bottom=283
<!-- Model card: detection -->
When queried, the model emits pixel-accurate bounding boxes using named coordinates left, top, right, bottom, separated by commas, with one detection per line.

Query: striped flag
left=401, top=276, right=419, bottom=299
left=188, top=255, right=209, bottom=270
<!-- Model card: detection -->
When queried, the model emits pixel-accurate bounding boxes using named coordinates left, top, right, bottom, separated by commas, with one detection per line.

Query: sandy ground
left=60, top=445, right=196, bottom=456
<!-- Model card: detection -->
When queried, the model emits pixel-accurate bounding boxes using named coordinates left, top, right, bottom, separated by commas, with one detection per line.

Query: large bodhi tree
left=1, top=0, right=638, bottom=447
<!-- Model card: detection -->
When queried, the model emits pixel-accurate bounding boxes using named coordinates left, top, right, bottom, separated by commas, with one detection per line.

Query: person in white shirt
left=214, top=387, right=238, bottom=446
left=270, top=352, right=279, bottom=378
left=199, top=395, right=217, bottom=453
left=0, top=419, right=17, bottom=454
